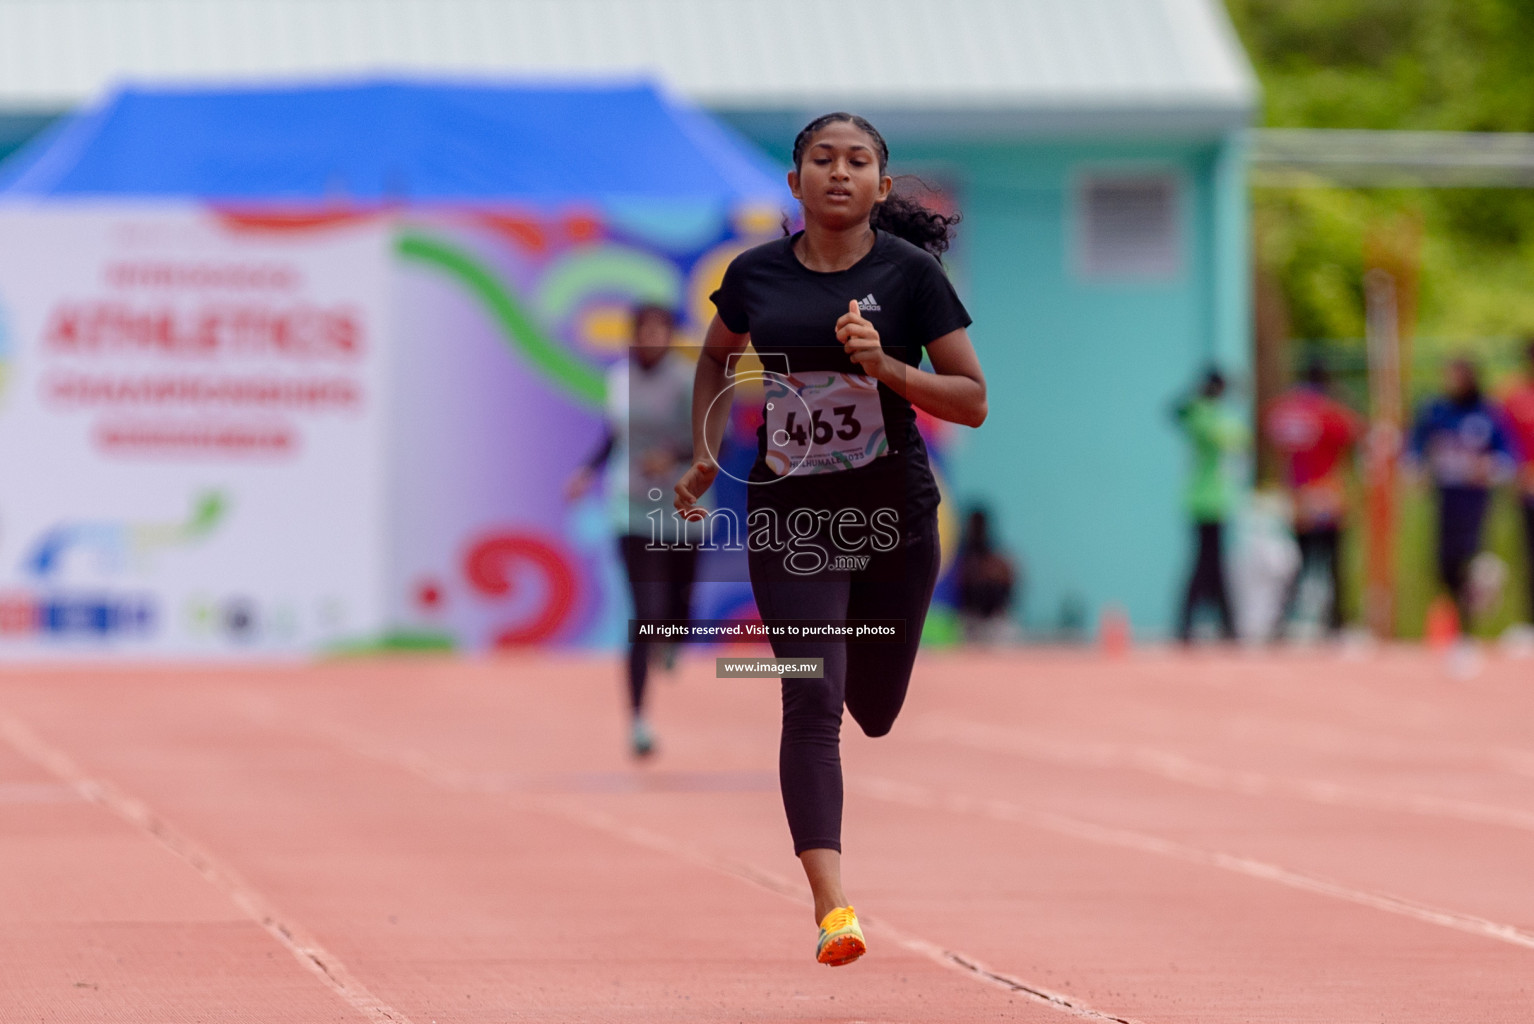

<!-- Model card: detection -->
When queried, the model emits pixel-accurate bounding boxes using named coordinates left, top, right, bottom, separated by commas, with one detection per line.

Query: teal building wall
left=725, top=121, right=1251, bottom=637
left=0, top=114, right=55, bottom=164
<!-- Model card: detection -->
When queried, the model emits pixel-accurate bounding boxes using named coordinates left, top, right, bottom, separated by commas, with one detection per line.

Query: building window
left=1075, top=173, right=1182, bottom=280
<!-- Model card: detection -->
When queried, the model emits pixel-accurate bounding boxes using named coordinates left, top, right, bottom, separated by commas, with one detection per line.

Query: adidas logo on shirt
left=856, top=293, right=881, bottom=313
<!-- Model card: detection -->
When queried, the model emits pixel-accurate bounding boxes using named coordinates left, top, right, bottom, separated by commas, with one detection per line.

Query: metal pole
left=1363, top=268, right=1402, bottom=639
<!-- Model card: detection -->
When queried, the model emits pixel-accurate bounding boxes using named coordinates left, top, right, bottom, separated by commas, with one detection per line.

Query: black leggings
left=1178, top=521, right=1236, bottom=642
left=1278, top=526, right=1344, bottom=636
left=618, top=535, right=697, bottom=715
left=748, top=512, right=941, bottom=855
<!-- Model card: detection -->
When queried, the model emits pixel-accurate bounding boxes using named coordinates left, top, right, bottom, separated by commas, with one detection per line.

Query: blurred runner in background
left=1499, top=337, right=1534, bottom=625
left=674, top=112, right=986, bottom=968
left=566, top=304, right=697, bottom=758
left=956, top=506, right=1020, bottom=644
left=1264, top=357, right=1364, bottom=638
left=1174, top=368, right=1249, bottom=644
left=1407, top=357, right=1517, bottom=633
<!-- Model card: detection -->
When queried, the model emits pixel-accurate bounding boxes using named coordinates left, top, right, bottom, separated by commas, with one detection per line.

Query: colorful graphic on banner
left=385, top=205, right=779, bottom=650
left=0, top=288, right=12, bottom=407
left=26, top=490, right=226, bottom=577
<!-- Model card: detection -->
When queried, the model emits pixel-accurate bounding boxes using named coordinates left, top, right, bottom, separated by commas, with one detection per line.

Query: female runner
left=674, top=113, right=987, bottom=966
left=567, top=303, right=697, bottom=758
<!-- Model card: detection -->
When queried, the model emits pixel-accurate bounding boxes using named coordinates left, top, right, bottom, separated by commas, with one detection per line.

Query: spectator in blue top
left=1408, top=357, right=1519, bottom=631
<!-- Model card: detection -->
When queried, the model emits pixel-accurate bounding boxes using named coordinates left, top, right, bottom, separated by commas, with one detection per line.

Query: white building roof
left=0, top=0, right=1256, bottom=135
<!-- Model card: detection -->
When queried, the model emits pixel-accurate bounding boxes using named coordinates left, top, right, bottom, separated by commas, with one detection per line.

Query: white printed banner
left=0, top=204, right=391, bottom=655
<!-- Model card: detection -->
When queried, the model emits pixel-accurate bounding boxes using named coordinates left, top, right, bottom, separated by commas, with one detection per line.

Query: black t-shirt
left=710, top=230, right=972, bottom=522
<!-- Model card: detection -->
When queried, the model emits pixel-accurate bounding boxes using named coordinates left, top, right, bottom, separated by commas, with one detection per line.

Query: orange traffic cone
left=1099, top=605, right=1131, bottom=658
left=1424, top=595, right=1459, bottom=652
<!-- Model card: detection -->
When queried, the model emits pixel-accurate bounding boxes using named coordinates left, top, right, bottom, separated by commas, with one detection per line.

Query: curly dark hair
left=789, top=112, right=960, bottom=260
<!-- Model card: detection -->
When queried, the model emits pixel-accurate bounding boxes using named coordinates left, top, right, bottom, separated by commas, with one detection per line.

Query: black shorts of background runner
left=748, top=512, right=940, bottom=855
left=618, top=536, right=697, bottom=713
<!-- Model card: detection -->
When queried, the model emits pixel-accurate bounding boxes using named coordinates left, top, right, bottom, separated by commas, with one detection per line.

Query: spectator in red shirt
left=1264, top=358, right=1364, bottom=636
left=1500, top=337, right=1534, bottom=624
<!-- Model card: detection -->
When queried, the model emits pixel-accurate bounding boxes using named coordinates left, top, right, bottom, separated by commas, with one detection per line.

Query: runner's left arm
left=837, top=301, right=986, bottom=427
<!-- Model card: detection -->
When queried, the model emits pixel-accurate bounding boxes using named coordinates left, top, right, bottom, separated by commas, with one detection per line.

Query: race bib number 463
left=762, top=372, right=888, bottom=476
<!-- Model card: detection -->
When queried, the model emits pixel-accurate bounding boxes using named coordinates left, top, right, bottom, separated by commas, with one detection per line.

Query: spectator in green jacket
left=1174, top=368, right=1250, bottom=643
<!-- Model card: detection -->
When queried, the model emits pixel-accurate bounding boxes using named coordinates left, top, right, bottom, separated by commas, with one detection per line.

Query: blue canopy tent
left=0, top=78, right=787, bottom=206
left=0, top=80, right=786, bottom=655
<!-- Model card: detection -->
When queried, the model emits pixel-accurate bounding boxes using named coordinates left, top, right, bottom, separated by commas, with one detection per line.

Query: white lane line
left=1489, top=747, right=1534, bottom=781
left=917, top=717, right=1534, bottom=834
left=1117, top=661, right=1534, bottom=786
left=0, top=713, right=415, bottom=1024
left=855, top=775, right=1534, bottom=953
left=0, top=780, right=81, bottom=804
left=551, top=803, right=1147, bottom=1024
left=298, top=718, right=1146, bottom=1024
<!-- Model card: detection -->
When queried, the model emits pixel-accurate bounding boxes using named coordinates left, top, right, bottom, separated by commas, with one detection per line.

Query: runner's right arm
left=675, top=314, right=749, bottom=519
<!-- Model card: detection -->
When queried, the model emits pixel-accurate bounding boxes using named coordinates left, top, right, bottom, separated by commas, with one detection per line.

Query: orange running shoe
left=815, top=905, right=867, bottom=966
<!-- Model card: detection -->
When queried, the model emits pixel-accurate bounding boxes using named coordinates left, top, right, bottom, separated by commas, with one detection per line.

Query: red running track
left=2, top=646, right=1533, bottom=1022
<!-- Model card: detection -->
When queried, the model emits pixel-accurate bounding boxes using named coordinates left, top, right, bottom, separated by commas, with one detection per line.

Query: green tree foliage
left=1228, top=2, right=1534, bottom=637
left=1227, top=0, right=1534, bottom=369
